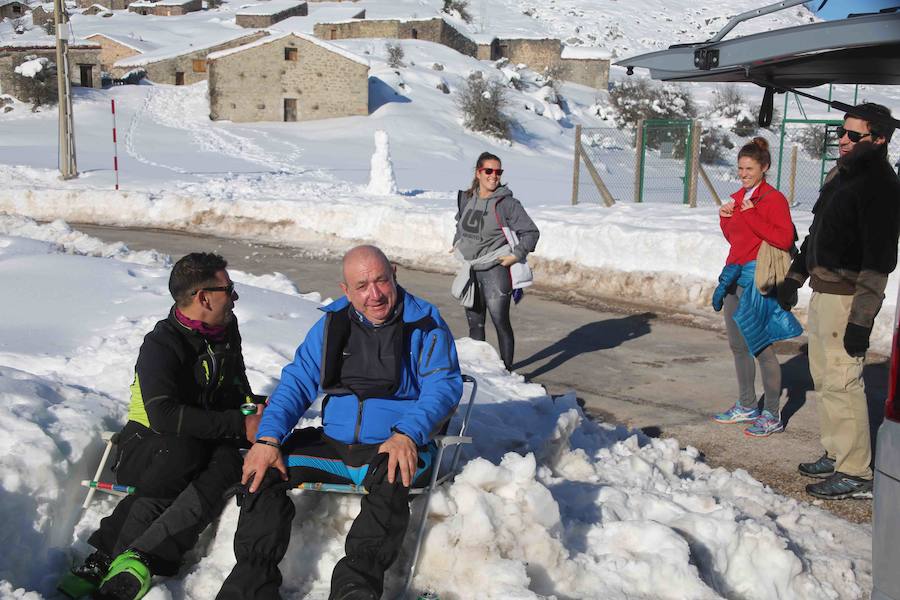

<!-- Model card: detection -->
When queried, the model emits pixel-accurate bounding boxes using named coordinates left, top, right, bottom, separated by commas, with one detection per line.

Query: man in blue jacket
left=217, top=245, right=463, bottom=600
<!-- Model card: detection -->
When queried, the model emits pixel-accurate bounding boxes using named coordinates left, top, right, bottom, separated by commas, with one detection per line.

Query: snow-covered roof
left=156, top=0, right=196, bottom=6
left=561, top=46, right=612, bottom=60
left=0, top=0, right=29, bottom=8
left=268, top=6, right=363, bottom=35
left=235, top=0, right=303, bottom=16
left=0, top=39, right=100, bottom=49
left=114, top=30, right=264, bottom=66
left=207, top=30, right=368, bottom=66
left=84, top=32, right=160, bottom=53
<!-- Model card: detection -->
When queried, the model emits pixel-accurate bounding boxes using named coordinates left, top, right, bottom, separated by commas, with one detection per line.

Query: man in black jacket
left=778, top=103, right=900, bottom=500
left=59, top=253, right=263, bottom=600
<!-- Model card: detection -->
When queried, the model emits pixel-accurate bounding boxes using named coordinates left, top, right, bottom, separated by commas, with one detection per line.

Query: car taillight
left=886, top=306, right=900, bottom=422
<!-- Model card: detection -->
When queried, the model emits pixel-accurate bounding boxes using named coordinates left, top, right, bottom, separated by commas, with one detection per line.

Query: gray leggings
left=724, top=286, right=782, bottom=415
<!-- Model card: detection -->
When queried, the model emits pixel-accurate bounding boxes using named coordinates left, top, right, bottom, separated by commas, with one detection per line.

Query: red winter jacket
left=720, top=180, right=795, bottom=265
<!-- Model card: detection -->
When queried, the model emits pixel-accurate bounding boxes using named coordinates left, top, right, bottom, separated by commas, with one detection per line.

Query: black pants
left=465, top=263, right=514, bottom=370
left=217, top=428, right=434, bottom=600
left=88, top=421, right=243, bottom=575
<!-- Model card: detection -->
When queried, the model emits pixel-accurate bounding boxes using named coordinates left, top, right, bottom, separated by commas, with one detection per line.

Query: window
left=192, top=59, right=206, bottom=73
left=12, top=4, right=22, bottom=13
left=284, top=47, right=298, bottom=61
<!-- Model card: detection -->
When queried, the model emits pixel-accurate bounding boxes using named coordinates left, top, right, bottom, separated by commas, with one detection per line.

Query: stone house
left=81, top=4, right=112, bottom=15
left=0, top=0, right=29, bottom=20
left=559, top=46, right=611, bottom=89
left=236, top=0, right=307, bottom=28
left=0, top=41, right=101, bottom=100
left=110, top=30, right=267, bottom=84
left=76, top=0, right=133, bottom=10
left=313, top=15, right=609, bottom=89
left=208, top=32, right=368, bottom=123
left=84, top=33, right=158, bottom=72
left=127, top=0, right=200, bottom=15
left=29, top=3, right=52, bottom=26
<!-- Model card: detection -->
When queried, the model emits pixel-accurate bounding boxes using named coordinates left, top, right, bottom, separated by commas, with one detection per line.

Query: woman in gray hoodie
left=453, top=152, right=540, bottom=371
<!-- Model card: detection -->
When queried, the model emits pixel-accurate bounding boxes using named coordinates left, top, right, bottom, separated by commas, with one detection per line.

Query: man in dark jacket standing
left=779, top=103, right=900, bottom=500
left=217, top=245, right=463, bottom=600
left=59, top=253, right=263, bottom=600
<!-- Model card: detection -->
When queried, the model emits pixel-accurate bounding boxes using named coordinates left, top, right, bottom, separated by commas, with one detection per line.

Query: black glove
left=776, top=278, right=800, bottom=311
left=843, top=323, right=871, bottom=358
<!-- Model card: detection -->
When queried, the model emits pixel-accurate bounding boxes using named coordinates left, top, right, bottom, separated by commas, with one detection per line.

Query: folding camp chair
left=293, top=374, right=478, bottom=598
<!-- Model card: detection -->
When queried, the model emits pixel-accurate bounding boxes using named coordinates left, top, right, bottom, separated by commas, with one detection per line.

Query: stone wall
left=209, top=34, right=368, bottom=123
left=236, top=2, right=308, bottom=28
left=110, top=31, right=266, bottom=84
left=497, top=38, right=561, bottom=72
left=0, top=46, right=100, bottom=100
left=313, top=17, right=444, bottom=43
left=559, top=57, right=609, bottom=89
left=153, top=0, right=201, bottom=15
left=77, top=0, right=132, bottom=10
left=85, top=34, right=141, bottom=71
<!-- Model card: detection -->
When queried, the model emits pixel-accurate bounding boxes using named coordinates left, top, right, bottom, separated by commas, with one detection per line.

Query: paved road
left=74, top=223, right=888, bottom=523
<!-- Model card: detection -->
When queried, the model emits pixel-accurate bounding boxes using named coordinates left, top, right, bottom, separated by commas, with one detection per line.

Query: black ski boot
left=57, top=551, right=112, bottom=599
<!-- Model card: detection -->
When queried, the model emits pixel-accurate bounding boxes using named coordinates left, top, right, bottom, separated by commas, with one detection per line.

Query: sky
left=0, top=214, right=877, bottom=599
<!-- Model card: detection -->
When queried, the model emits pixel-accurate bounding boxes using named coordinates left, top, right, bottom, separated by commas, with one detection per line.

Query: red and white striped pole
left=111, top=99, right=120, bottom=191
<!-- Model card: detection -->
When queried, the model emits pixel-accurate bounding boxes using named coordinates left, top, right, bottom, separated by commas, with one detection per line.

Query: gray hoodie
left=453, top=185, right=540, bottom=267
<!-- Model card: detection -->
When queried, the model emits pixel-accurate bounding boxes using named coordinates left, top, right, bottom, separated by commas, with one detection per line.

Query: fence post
left=698, top=164, right=722, bottom=206
left=571, top=125, right=582, bottom=205
left=634, top=119, right=644, bottom=203
left=687, top=120, right=701, bottom=207
left=580, top=149, right=616, bottom=207
left=788, top=144, right=798, bottom=206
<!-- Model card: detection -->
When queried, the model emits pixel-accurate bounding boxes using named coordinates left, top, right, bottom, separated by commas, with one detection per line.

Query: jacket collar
left=837, top=141, right=889, bottom=179
left=730, top=179, right=773, bottom=204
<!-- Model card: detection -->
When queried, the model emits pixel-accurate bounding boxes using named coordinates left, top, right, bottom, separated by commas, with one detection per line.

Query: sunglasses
left=478, top=167, right=504, bottom=176
left=192, top=283, right=235, bottom=296
left=836, top=127, right=872, bottom=143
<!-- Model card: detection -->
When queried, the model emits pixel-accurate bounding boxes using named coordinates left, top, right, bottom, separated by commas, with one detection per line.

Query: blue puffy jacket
left=257, top=288, right=463, bottom=446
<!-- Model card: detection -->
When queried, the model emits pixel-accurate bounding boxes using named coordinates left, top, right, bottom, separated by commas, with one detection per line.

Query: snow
left=113, top=29, right=265, bottom=67
left=235, top=0, right=304, bottom=16
left=0, top=215, right=876, bottom=599
left=12, top=56, right=47, bottom=78
left=561, top=46, right=612, bottom=60
left=366, top=129, right=398, bottom=195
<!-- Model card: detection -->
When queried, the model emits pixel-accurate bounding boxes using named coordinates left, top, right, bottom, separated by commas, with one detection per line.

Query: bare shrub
left=442, top=0, right=472, bottom=23
left=385, top=42, right=405, bottom=68
left=608, top=78, right=696, bottom=128
left=457, top=72, right=511, bottom=140
left=793, top=125, right=827, bottom=159
left=700, top=127, right=735, bottom=164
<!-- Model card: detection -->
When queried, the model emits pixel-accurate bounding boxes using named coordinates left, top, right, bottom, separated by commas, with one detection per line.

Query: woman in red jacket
left=713, top=137, right=797, bottom=437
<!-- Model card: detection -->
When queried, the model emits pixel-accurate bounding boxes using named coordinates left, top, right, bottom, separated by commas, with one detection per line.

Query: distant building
left=312, top=16, right=609, bottom=89
left=0, top=0, right=29, bottom=20
left=84, top=33, right=158, bottom=72
left=81, top=4, right=113, bottom=15
left=559, top=46, right=611, bottom=89
left=76, top=0, right=133, bottom=11
left=127, top=0, right=200, bottom=16
left=29, top=3, right=52, bottom=26
left=208, top=32, right=368, bottom=122
left=110, top=31, right=267, bottom=84
left=235, top=0, right=307, bottom=28
left=0, top=40, right=101, bottom=100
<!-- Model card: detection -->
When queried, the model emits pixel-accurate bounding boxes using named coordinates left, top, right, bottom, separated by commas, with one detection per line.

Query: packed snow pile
left=0, top=217, right=873, bottom=599
left=366, top=130, right=398, bottom=196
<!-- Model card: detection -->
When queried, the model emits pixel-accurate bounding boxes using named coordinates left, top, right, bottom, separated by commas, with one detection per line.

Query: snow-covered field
left=0, top=215, right=876, bottom=599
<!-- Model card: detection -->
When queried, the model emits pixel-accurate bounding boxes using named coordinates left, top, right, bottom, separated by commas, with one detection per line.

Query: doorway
left=284, top=98, right=297, bottom=122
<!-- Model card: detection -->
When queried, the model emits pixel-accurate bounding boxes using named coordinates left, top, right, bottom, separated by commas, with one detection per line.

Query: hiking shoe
left=806, top=472, right=873, bottom=500
left=712, top=403, right=760, bottom=424
left=57, top=551, right=111, bottom=599
left=744, top=411, right=784, bottom=437
left=798, top=454, right=836, bottom=479
left=95, top=549, right=152, bottom=600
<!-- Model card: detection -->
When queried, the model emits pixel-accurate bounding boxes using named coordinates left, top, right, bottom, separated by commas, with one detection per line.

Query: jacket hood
left=320, top=286, right=436, bottom=323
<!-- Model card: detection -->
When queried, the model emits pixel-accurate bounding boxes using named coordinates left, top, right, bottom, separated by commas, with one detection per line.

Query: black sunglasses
left=478, top=167, right=504, bottom=176
left=192, top=283, right=235, bottom=296
left=836, top=126, right=872, bottom=143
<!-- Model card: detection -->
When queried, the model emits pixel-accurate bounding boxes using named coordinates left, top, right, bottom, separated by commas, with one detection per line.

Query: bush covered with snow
left=700, top=126, right=735, bottom=165
left=441, top=0, right=472, bottom=23
left=13, top=55, right=57, bottom=111
left=792, top=125, right=828, bottom=159
left=385, top=42, right=405, bottom=69
left=607, top=78, right=696, bottom=129
left=708, top=85, right=758, bottom=138
left=457, top=72, right=512, bottom=140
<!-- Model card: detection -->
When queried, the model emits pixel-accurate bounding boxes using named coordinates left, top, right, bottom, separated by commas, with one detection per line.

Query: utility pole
left=54, top=0, right=77, bottom=179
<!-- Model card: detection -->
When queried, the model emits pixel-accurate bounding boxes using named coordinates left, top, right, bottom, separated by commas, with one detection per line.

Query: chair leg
left=82, top=433, right=117, bottom=509
left=401, top=444, right=446, bottom=597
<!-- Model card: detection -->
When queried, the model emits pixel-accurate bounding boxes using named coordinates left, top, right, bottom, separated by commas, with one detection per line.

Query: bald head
left=340, top=245, right=398, bottom=324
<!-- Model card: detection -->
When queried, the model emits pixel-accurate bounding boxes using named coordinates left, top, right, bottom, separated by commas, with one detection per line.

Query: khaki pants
left=807, top=292, right=872, bottom=479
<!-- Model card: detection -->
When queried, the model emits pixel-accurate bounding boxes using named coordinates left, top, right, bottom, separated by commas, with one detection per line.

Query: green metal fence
left=635, top=119, right=695, bottom=205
